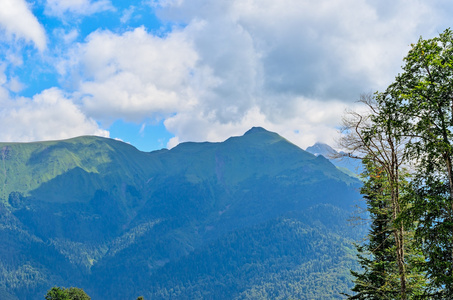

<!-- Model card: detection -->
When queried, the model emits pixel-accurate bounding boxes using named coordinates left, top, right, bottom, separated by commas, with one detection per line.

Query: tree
left=344, top=28, right=453, bottom=298
left=45, top=287, right=90, bottom=300
left=341, top=93, right=415, bottom=299
left=384, top=28, right=453, bottom=298
left=67, top=287, right=91, bottom=300
left=45, top=287, right=70, bottom=300
left=348, top=158, right=400, bottom=299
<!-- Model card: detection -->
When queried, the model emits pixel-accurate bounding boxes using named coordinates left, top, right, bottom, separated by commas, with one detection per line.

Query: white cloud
left=163, top=0, right=436, bottom=100
left=0, top=63, right=24, bottom=93
left=5, top=76, right=25, bottom=93
left=53, top=28, right=79, bottom=44
left=0, top=66, right=10, bottom=100
left=60, top=26, right=201, bottom=124
left=120, top=6, right=135, bottom=24
left=163, top=98, right=351, bottom=149
left=54, top=0, right=451, bottom=149
left=149, top=0, right=184, bottom=8
left=152, top=0, right=447, bottom=148
left=45, top=0, right=114, bottom=17
left=160, top=0, right=440, bottom=98
left=0, top=0, right=47, bottom=51
left=139, top=123, right=146, bottom=136
left=0, top=88, right=109, bottom=142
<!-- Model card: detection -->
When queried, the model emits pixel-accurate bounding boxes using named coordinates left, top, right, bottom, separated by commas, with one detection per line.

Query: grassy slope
left=1, top=128, right=357, bottom=203
left=0, top=136, right=165, bottom=203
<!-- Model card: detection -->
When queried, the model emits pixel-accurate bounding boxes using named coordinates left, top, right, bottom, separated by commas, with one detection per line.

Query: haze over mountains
left=305, top=142, right=363, bottom=178
left=0, top=127, right=364, bottom=299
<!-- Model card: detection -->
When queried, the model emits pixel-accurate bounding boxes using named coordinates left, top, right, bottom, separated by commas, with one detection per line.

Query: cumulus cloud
left=0, top=88, right=108, bottom=142
left=45, top=0, right=114, bottom=17
left=157, top=0, right=437, bottom=100
left=164, top=99, right=351, bottom=149
left=60, top=26, right=202, bottom=124
left=151, top=0, right=446, bottom=148
left=0, top=0, right=47, bottom=51
left=54, top=0, right=451, bottom=149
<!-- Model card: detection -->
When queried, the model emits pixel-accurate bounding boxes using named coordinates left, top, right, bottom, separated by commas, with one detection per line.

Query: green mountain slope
left=0, top=136, right=156, bottom=202
left=0, top=127, right=364, bottom=299
left=130, top=205, right=359, bottom=300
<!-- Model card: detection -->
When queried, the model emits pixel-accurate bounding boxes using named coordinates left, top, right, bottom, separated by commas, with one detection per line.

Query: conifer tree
left=349, top=159, right=399, bottom=299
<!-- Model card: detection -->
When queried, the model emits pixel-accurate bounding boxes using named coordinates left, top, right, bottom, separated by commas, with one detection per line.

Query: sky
left=0, top=0, right=452, bottom=151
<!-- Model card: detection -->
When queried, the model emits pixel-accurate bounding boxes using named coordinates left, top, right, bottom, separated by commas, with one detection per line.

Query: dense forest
left=0, top=127, right=363, bottom=299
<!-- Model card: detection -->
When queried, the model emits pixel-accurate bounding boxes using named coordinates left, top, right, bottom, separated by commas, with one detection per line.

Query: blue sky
left=0, top=0, right=452, bottom=151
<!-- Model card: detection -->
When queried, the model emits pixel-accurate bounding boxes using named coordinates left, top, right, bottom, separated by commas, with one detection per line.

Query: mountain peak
left=244, top=127, right=269, bottom=135
left=305, top=142, right=337, bottom=157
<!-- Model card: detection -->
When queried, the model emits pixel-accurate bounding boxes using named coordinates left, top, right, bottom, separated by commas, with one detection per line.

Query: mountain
left=305, top=142, right=337, bottom=157
left=0, top=127, right=364, bottom=299
left=306, top=142, right=363, bottom=177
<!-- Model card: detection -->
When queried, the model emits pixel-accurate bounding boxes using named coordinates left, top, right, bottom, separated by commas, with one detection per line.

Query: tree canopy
left=45, top=287, right=90, bottom=300
left=345, top=28, right=453, bottom=299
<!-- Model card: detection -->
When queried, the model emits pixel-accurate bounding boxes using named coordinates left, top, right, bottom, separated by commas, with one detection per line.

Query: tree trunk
left=390, top=162, right=407, bottom=300
left=444, top=152, right=453, bottom=277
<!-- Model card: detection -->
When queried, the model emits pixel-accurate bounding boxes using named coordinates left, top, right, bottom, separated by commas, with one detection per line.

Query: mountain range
left=305, top=142, right=363, bottom=177
left=0, top=127, right=364, bottom=299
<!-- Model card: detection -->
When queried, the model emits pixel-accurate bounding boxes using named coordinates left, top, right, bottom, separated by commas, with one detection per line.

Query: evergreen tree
left=349, top=159, right=399, bottom=299
left=347, top=159, right=426, bottom=299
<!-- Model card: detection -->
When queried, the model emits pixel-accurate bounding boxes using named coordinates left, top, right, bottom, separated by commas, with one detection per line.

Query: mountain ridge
left=306, top=142, right=363, bottom=177
left=0, top=127, right=364, bottom=299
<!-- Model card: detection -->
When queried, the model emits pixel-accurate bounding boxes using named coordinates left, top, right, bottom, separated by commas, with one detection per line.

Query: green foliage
left=349, top=160, right=400, bottom=299
left=348, top=160, right=425, bottom=299
left=384, top=28, right=453, bottom=298
left=345, top=28, right=453, bottom=299
left=136, top=211, right=359, bottom=299
left=45, top=287, right=90, bottom=300
left=45, top=287, right=70, bottom=300
left=410, top=175, right=453, bottom=297
left=67, top=287, right=91, bottom=300
left=341, top=92, right=419, bottom=299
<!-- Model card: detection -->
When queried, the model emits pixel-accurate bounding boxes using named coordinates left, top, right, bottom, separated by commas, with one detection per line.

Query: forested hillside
left=0, top=127, right=363, bottom=299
